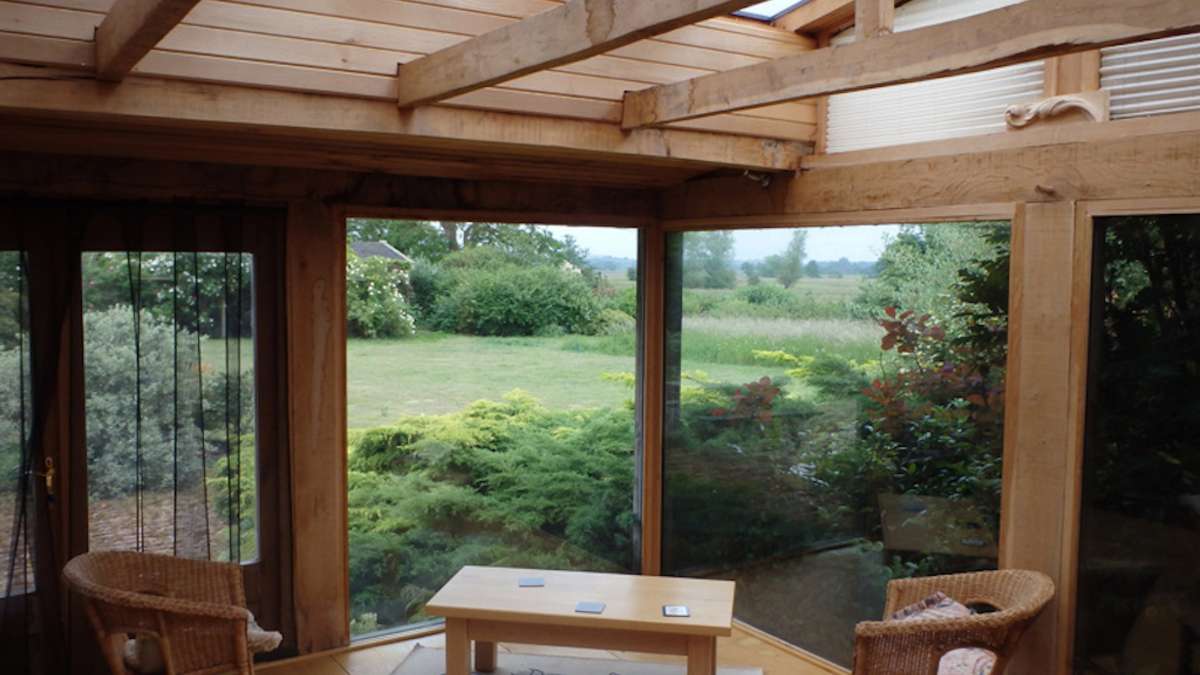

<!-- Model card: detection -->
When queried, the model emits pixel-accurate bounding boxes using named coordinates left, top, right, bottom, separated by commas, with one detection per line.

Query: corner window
left=345, top=220, right=640, bottom=637
left=662, top=223, right=1011, bottom=665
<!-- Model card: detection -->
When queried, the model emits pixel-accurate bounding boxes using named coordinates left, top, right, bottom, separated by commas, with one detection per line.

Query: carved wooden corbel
left=1005, top=90, right=1110, bottom=129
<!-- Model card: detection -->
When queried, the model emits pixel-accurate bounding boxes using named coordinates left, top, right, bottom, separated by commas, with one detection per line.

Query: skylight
left=735, top=0, right=808, bottom=21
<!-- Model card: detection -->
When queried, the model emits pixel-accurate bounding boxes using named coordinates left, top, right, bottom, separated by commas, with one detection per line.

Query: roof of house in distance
left=349, top=241, right=414, bottom=264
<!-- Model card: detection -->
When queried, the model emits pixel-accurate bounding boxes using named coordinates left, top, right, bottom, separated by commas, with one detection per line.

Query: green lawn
left=347, top=334, right=782, bottom=429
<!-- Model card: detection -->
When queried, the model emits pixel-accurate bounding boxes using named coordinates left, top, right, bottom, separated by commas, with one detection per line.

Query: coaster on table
left=518, top=577, right=545, bottom=588
left=575, top=601, right=605, bottom=614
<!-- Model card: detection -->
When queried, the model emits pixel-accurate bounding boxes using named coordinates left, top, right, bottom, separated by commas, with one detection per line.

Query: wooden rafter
left=773, top=0, right=854, bottom=35
left=855, top=0, right=893, bottom=40
left=623, top=0, right=1200, bottom=129
left=395, top=0, right=767, bottom=109
left=94, top=0, right=202, bottom=80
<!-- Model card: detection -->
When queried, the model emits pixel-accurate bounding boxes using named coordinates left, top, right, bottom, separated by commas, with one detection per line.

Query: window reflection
left=1076, top=214, right=1200, bottom=675
left=662, top=224, right=1010, bottom=665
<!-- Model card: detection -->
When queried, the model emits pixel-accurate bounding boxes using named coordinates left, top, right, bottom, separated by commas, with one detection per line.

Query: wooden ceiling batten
left=622, top=0, right=1200, bottom=128
left=394, top=0, right=768, bottom=109
left=94, top=0, right=201, bottom=79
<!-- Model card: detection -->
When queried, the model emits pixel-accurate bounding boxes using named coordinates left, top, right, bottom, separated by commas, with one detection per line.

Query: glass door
left=1075, top=213, right=1200, bottom=675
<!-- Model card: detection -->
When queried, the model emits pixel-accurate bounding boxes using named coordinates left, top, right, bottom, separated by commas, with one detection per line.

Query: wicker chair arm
left=70, top=578, right=252, bottom=622
left=856, top=614, right=1011, bottom=645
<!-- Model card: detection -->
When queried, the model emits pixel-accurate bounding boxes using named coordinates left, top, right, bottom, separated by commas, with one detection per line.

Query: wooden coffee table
left=425, top=566, right=736, bottom=675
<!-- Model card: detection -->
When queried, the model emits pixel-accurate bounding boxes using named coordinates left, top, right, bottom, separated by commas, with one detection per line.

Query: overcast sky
left=544, top=224, right=900, bottom=262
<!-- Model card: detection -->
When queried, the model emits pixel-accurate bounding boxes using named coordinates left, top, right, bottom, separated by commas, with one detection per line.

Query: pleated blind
left=825, top=0, right=1044, bottom=153
left=1102, top=34, right=1200, bottom=119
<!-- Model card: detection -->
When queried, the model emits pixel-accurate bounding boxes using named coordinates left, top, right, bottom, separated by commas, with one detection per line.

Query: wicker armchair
left=852, top=569, right=1055, bottom=675
left=64, top=551, right=266, bottom=675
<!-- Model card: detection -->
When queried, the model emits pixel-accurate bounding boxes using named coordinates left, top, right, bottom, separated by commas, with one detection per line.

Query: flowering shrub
left=346, top=255, right=416, bottom=339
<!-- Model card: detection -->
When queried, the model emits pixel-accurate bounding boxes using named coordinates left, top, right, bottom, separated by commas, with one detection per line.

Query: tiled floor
left=259, top=625, right=849, bottom=675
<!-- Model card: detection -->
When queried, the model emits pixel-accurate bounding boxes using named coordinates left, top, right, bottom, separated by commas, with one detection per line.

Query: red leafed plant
left=711, top=376, right=782, bottom=424
left=864, top=307, right=1003, bottom=436
left=879, top=306, right=946, bottom=356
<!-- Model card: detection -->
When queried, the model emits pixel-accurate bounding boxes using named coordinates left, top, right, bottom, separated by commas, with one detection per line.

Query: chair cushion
left=889, top=592, right=998, bottom=675
left=123, top=612, right=282, bottom=674
left=247, top=613, right=283, bottom=653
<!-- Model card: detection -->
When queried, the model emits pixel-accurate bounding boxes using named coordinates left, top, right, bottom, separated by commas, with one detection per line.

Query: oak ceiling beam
left=395, top=0, right=766, bottom=109
left=658, top=112, right=1200, bottom=222
left=94, top=0, right=201, bottom=81
left=0, top=63, right=805, bottom=173
left=624, top=0, right=1200, bottom=128
left=0, top=151, right=660, bottom=226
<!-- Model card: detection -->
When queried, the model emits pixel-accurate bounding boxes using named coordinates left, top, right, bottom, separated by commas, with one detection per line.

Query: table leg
left=687, top=635, right=717, bottom=675
left=475, top=640, right=497, bottom=672
left=445, top=618, right=470, bottom=675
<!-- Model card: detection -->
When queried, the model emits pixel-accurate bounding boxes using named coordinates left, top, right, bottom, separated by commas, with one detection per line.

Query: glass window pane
left=662, top=224, right=1010, bottom=666
left=83, top=252, right=257, bottom=563
left=1075, top=215, right=1200, bottom=675
left=345, top=221, right=639, bottom=637
left=0, top=251, right=33, bottom=595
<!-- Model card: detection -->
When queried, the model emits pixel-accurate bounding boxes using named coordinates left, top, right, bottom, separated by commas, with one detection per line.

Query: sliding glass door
left=1075, top=214, right=1200, bottom=675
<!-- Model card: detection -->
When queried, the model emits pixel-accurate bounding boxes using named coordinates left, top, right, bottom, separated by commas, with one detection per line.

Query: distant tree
left=626, top=266, right=637, bottom=282
left=768, top=231, right=807, bottom=289
left=804, top=260, right=821, bottom=278
left=741, top=261, right=761, bottom=285
left=683, top=232, right=736, bottom=289
left=856, top=223, right=1007, bottom=331
left=347, top=219, right=589, bottom=272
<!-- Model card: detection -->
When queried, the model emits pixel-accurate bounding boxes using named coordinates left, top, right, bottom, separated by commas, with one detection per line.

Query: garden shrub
left=208, top=434, right=257, bottom=561
left=608, top=286, right=637, bottom=317
left=593, top=308, right=635, bottom=335
left=430, top=265, right=601, bottom=336
left=0, top=344, right=28, bottom=485
left=84, top=306, right=201, bottom=498
left=347, top=392, right=636, bottom=628
left=406, top=258, right=442, bottom=320
left=346, top=255, right=416, bottom=339
left=735, top=283, right=795, bottom=307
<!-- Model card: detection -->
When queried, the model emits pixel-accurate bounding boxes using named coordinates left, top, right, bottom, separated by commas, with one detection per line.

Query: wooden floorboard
left=259, top=625, right=844, bottom=674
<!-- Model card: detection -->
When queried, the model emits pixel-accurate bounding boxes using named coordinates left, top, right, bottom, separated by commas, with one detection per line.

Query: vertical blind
left=1102, top=34, right=1200, bottom=119
left=825, top=0, right=1044, bottom=153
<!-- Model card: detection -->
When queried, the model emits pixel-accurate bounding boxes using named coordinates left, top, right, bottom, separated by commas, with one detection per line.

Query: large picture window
left=344, top=220, right=641, bottom=637
left=662, top=223, right=1010, bottom=665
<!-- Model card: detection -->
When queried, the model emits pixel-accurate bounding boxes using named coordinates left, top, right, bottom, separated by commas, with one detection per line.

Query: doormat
left=391, top=644, right=763, bottom=675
